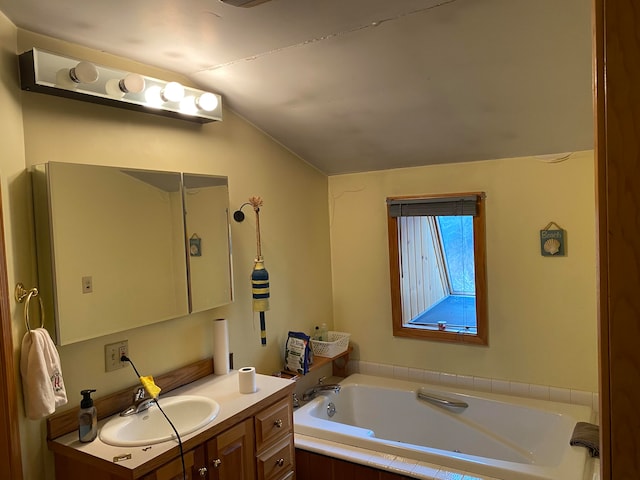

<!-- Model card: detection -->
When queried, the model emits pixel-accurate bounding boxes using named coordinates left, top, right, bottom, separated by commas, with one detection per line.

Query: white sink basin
left=99, top=395, right=220, bottom=447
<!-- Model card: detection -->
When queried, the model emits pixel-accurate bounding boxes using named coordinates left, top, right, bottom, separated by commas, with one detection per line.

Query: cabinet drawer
left=256, top=435, right=294, bottom=480
left=255, top=397, right=292, bottom=451
left=275, top=471, right=294, bottom=480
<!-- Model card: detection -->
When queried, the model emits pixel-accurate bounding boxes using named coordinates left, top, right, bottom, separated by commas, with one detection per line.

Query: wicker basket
left=311, top=331, right=350, bottom=358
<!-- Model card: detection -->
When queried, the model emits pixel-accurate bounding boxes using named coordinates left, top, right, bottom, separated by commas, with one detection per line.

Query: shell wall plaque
left=540, top=222, right=566, bottom=256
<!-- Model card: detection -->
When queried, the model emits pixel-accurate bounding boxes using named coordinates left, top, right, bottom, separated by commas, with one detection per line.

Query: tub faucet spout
left=302, top=383, right=341, bottom=401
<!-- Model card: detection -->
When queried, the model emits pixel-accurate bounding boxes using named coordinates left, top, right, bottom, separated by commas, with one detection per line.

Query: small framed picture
left=540, top=227, right=565, bottom=256
left=189, top=234, right=202, bottom=257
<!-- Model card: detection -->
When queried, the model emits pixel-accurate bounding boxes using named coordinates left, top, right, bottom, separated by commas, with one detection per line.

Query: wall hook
left=233, top=202, right=251, bottom=222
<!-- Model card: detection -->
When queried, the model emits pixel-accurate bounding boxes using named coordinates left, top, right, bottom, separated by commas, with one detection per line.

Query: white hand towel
left=20, top=328, right=67, bottom=419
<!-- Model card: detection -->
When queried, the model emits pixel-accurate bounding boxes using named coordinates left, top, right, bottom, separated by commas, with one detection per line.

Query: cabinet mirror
left=31, top=162, right=233, bottom=345
left=183, top=173, right=233, bottom=313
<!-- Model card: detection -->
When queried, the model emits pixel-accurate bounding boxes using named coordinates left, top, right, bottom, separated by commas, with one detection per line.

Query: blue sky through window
left=437, top=216, right=475, bottom=294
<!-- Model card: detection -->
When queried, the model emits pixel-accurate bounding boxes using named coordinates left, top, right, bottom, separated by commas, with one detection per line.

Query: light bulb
left=69, top=61, right=99, bottom=84
left=105, top=78, right=125, bottom=98
left=144, top=85, right=163, bottom=108
left=196, top=92, right=219, bottom=112
left=120, top=74, right=145, bottom=94
left=161, top=82, right=184, bottom=102
left=179, top=96, right=198, bottom=115
left=105, top=74, right=146, bottom=99
left=55, top=68, right=78, bottom=90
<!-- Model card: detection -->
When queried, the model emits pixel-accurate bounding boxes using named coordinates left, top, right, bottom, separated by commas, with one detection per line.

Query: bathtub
left=294, top=374, right=594, bottom=480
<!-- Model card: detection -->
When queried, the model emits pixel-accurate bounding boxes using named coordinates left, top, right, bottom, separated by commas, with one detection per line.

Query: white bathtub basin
left=100, top=395, right=220, bottom=446
left=294, top=374, right=594, bottom=480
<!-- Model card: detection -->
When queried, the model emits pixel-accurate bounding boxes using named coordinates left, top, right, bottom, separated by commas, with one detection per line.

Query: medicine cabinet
left=31, top=162, right=233, bottom=345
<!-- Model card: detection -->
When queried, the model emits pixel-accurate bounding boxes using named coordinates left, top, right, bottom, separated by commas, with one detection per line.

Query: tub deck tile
left=434, top=469, right=466, bottom=480
left=296, top=434, right=507, bottom=480
left=462, top=474, right=501, bottom=480
left=411, top=461, right=441, bottom=479
left=388, top=455, right=419, bottom=476
left=365, top=451, right=396, bottom=468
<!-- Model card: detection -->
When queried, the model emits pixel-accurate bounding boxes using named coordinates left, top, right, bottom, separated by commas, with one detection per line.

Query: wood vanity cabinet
left=152, top=397, right=294, bottom=480
left=126, top=397, right=293, bottom=480
left=49, top=371, right=295, bottom=480
left=143, top=417, right=256, bottom=480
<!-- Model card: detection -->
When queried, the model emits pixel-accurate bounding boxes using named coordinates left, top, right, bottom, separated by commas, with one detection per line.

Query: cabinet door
left=207, top=418, right=256, bottom=480
left=145, top=448, right=197, bottom=480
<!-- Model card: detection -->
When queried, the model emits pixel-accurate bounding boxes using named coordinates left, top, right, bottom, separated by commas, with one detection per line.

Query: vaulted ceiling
left=0, top=0, right=593, bottom=174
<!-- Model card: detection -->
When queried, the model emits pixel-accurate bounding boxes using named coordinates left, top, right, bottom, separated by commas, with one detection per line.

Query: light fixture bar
left=18, top=48, right=222, bottom=124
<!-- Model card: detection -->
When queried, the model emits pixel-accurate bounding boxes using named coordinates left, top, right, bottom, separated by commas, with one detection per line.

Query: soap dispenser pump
left=78, top=389, right=97, bottom=443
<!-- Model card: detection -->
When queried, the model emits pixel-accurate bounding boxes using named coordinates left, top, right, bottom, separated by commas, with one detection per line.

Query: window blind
left=387, top=195, right=479, bottom=217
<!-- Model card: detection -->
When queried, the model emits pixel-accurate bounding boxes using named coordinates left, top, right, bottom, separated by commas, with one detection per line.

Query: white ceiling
left=0, top=0, right=593, bottom=175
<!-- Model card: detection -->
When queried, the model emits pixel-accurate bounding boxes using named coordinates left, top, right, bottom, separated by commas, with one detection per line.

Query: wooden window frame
left=387, top=192, right=488, bottom=345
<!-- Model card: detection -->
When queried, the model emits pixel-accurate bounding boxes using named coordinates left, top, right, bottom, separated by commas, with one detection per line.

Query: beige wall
left=4, top=30, right=333, bottom=479
left=0, top=20, right=597, bottom=480
left=329, top=152, right=598, bottom=392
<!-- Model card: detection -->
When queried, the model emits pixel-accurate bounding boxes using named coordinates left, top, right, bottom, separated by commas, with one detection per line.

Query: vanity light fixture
left=19, top=48, right=222, bottom=123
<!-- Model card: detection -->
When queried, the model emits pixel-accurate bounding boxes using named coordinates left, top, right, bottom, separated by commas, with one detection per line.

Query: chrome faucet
left=120, top=387, right=156, bottom=416
left=302, top=379, right=341, bottom=401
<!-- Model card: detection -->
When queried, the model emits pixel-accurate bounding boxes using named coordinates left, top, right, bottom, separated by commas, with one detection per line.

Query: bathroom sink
left=99, top=395, right=220, bottom=447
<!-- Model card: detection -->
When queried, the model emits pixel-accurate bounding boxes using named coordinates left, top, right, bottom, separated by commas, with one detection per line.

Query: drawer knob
left=274, top=418, right=283, bottom=428
left=198, top=467, right=208, bottom=477
left=212, top=458, right=222, bottom=468
left=275, top=458, right=285, bottom=467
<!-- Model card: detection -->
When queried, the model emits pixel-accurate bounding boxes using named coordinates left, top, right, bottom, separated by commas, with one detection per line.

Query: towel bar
left=15, top=283, right=44, bottom=332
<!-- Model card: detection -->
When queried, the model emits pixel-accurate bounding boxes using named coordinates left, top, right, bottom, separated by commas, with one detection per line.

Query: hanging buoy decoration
left=249, top=196, right=269, bottom=345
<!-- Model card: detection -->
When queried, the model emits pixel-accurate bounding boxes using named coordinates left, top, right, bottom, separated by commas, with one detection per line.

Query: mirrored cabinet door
left=183, top=173, right=233, bottom=313
left=31, top=162, right=233, bottom=345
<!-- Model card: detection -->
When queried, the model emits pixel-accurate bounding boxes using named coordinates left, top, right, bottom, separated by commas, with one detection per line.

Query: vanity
left=47, top=360, right=295, bottom=480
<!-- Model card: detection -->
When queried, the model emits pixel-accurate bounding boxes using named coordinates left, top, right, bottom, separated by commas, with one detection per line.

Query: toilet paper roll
left=238, top=366, right=257, bottom=394
left=213, top=318, right=230, bottom=375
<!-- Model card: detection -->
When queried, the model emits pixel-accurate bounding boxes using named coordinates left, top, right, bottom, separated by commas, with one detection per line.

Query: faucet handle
left=318, top=376, right=326, bottom=385
left=133, top=386, right=145, bottom=401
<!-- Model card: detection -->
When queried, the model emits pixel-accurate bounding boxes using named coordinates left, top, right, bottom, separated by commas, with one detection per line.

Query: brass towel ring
left=15, top=283, right=45, bottom=332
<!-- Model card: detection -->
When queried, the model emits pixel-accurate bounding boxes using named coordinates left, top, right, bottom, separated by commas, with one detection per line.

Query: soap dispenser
left=78, top=389, right=97, bottom=443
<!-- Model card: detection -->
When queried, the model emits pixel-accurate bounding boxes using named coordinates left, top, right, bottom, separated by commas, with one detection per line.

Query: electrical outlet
left=105, top=340, right=128, bottom=372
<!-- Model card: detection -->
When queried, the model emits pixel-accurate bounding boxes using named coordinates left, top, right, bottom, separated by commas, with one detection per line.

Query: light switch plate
left=82, top=276, right=93, bottom=293
left=105, top=340, right=128, bottom=372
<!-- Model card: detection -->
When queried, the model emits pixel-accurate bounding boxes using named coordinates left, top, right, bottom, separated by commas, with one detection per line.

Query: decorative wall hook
left=233, top=202, right=251, bottom=222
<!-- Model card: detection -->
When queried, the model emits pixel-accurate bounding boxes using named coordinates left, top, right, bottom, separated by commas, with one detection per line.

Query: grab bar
left=417, top=390, right=468, bottom=409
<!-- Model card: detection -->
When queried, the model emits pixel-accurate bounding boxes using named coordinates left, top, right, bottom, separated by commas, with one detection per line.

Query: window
left=387, top=193, right=487, bottom=345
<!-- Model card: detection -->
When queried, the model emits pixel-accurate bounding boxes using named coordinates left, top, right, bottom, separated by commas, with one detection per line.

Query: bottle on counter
left=78, top=389, right=97, bottom=443
left=319, top=323, right=328, bottom=342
